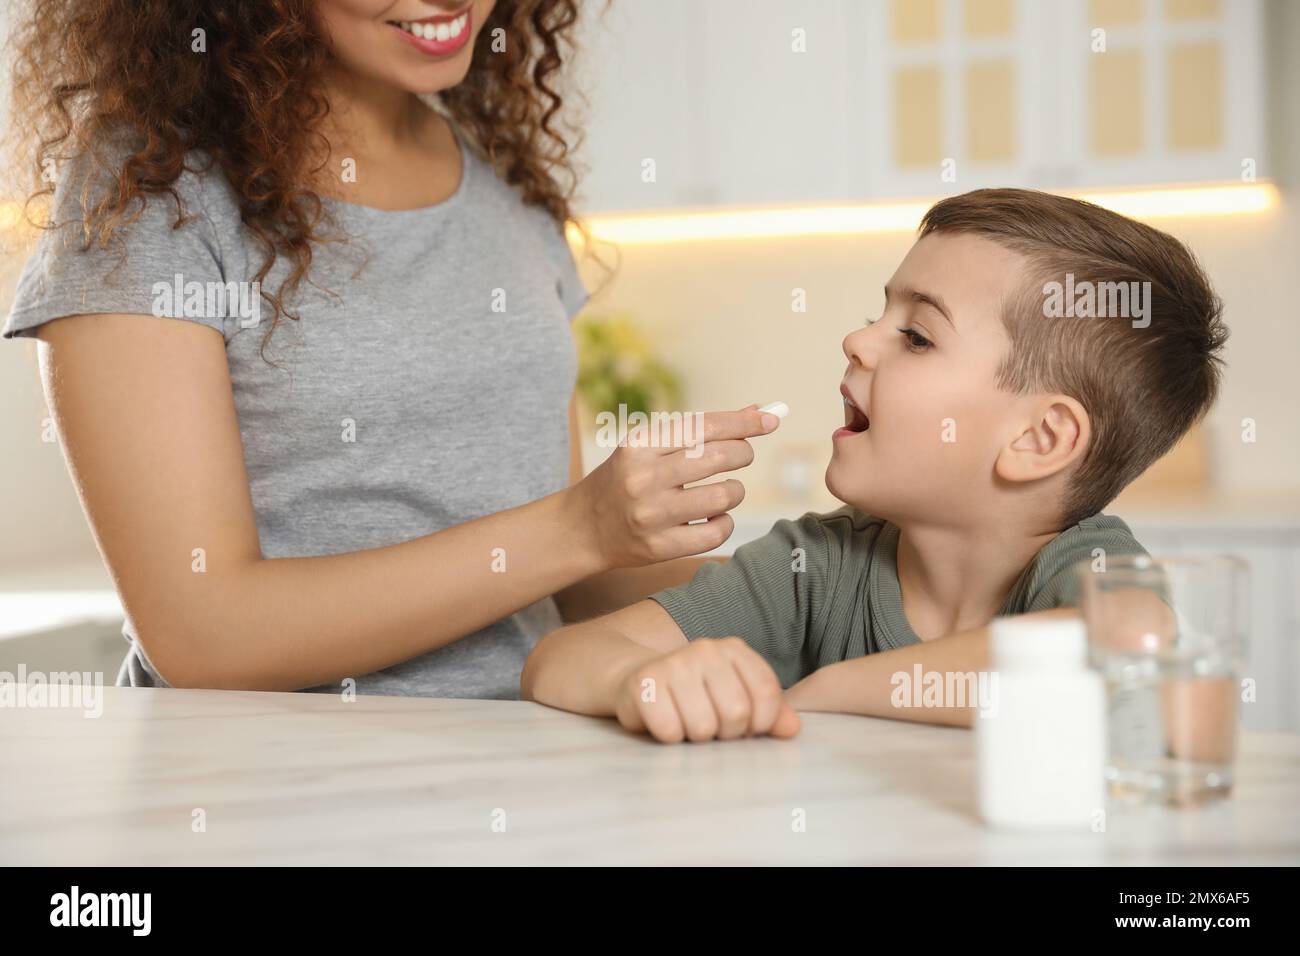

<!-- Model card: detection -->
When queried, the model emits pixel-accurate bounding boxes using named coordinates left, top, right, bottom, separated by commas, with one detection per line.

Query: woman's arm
left=34, top=313, right=774, bottom=692
left=552, top=558, right=726, bottom=622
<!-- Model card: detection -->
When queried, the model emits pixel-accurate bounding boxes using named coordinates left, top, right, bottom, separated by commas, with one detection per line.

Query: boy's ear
left=995, top=395, right=1091, bottom=484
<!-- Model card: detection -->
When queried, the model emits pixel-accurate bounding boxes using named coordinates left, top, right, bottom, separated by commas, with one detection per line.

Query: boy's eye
left=898, top=327, right=933, bottom=352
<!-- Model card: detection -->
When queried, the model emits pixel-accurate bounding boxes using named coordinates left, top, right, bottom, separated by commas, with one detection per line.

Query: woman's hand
left=612, top=637, right=801, bottom=743
left=565, top=405, right=779, bottom=569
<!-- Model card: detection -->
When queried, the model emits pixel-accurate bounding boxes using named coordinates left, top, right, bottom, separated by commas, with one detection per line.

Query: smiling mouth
left=387, top=7, right=471, bottom=44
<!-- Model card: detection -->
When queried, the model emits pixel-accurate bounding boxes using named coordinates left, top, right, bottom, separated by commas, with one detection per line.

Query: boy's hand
left=612, top=637, right=801, bottom=743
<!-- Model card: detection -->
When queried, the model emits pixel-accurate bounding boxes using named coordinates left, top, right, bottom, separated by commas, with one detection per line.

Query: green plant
left=573, top=311, right=682, bottom=417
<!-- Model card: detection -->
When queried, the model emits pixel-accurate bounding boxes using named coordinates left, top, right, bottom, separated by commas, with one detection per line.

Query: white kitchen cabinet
left=574, top=0, right=1268, bottom=211
left=571, top=0, right=699, bottom=211
left=856, top=0, right=1043, bottom=197
left=859, top=0, right=1266, bottom=195
left=575, top=0, right=865, bottom=211
left=574, top=0, right=866, bottom=210
left=1046, top=0, right=1267, bottom=189
left=689, top=0, right=858, bottom=207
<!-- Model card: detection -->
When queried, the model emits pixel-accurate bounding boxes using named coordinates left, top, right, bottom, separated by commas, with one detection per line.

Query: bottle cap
left=990, top=615, right=1089, bottom=671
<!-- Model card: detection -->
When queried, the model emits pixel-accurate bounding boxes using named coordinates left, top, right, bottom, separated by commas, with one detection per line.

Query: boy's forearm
left=785, top=626, right=989, bottom=727
left=785, top=608, right=1080, bottom=728
left=521, top=621, right=661, bottom=716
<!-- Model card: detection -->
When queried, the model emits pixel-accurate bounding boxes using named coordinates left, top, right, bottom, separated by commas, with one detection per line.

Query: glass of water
left=1076, top=554, right=1249, bottom=807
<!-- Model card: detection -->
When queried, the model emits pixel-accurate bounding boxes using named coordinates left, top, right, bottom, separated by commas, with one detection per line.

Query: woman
left=1, top=0, right=777, bottom=697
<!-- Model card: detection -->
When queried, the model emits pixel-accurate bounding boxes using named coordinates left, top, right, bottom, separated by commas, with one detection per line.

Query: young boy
left=522, top=188, right=1226, bottom=743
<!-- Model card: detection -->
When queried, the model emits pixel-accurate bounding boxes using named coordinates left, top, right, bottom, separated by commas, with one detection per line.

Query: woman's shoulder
left=458, top=130, right=587, bottom=317
left=46, top=130, right=241, bottom=238
left=2, top=133, right=244, bottom=342
left=458, top=127, right=569, bottom=235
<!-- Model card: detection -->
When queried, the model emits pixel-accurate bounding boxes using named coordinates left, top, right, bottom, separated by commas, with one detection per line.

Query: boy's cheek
left=826, top=415, right=985, bottom=511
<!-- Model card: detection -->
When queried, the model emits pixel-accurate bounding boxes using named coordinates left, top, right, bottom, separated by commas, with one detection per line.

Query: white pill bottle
left=976, top=615, right=1107, bottom=829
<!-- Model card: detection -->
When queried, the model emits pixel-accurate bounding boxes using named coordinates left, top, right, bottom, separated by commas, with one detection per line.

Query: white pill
left=759, top=401, right=789, bottom=419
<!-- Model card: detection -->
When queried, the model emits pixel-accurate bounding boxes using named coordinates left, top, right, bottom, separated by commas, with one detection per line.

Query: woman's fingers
left=637, top=407, right=778, bottom=456
left=661, top=478, right=746, bottom=525
left=666, top=438, right=756, bottom=486
left=655, top=513, right=735, bottom=557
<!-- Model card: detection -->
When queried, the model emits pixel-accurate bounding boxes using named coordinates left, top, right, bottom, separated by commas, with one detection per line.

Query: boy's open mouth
left=841, top=385, right=870, bottom=432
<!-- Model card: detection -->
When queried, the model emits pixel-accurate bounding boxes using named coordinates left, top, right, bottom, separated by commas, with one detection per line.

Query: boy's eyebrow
left=884, top=284, right=956, bottom=329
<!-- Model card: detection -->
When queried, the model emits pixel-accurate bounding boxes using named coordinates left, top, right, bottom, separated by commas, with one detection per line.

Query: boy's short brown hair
left=919, top=188, right=1227, bottom=529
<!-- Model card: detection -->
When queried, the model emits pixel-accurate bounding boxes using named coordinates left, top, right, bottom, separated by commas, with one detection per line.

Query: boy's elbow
left=129, top=565, right=277, bottom=691
left=520, top=628, right=567, bottom=701
left=136, top=623, right=213, bottom=689
left=519, top=635, right=549, bottom=701
left=134, top=612, right=264, bottom=692
left=137, top=630, right=221, bottom=690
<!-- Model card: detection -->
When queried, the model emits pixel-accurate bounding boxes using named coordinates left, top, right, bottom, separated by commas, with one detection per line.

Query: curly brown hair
left=5, top=0, right=599, bottom=356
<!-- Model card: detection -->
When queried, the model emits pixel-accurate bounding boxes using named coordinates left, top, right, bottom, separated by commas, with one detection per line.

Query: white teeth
left=398, top=14, right=467, bottom=42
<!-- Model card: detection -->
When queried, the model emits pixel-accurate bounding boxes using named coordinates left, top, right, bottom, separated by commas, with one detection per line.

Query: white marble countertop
left=2, top=685, right=1297, bottom=866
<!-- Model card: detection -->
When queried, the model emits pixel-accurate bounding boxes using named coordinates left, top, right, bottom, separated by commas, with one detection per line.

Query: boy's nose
left=842, top=325, right=878, bottom=371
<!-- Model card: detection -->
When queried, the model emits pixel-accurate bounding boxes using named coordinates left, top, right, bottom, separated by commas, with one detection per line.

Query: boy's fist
left=613, top=637, right=801, bottom=743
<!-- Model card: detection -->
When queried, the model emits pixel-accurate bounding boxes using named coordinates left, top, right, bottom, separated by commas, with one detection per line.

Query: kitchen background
left=2, top=1, right=1297, bottom=729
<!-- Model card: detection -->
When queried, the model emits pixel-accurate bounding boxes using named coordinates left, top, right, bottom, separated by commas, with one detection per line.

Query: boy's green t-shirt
left=648, top=506, right=1148, bottom=688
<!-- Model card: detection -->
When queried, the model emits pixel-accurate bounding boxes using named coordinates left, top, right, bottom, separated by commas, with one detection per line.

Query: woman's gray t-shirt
left=1, top=121, right=589, bottom=699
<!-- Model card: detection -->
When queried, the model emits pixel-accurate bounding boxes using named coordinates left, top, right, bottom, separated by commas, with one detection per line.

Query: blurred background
left=2, top=0, right=1297, bottom=729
